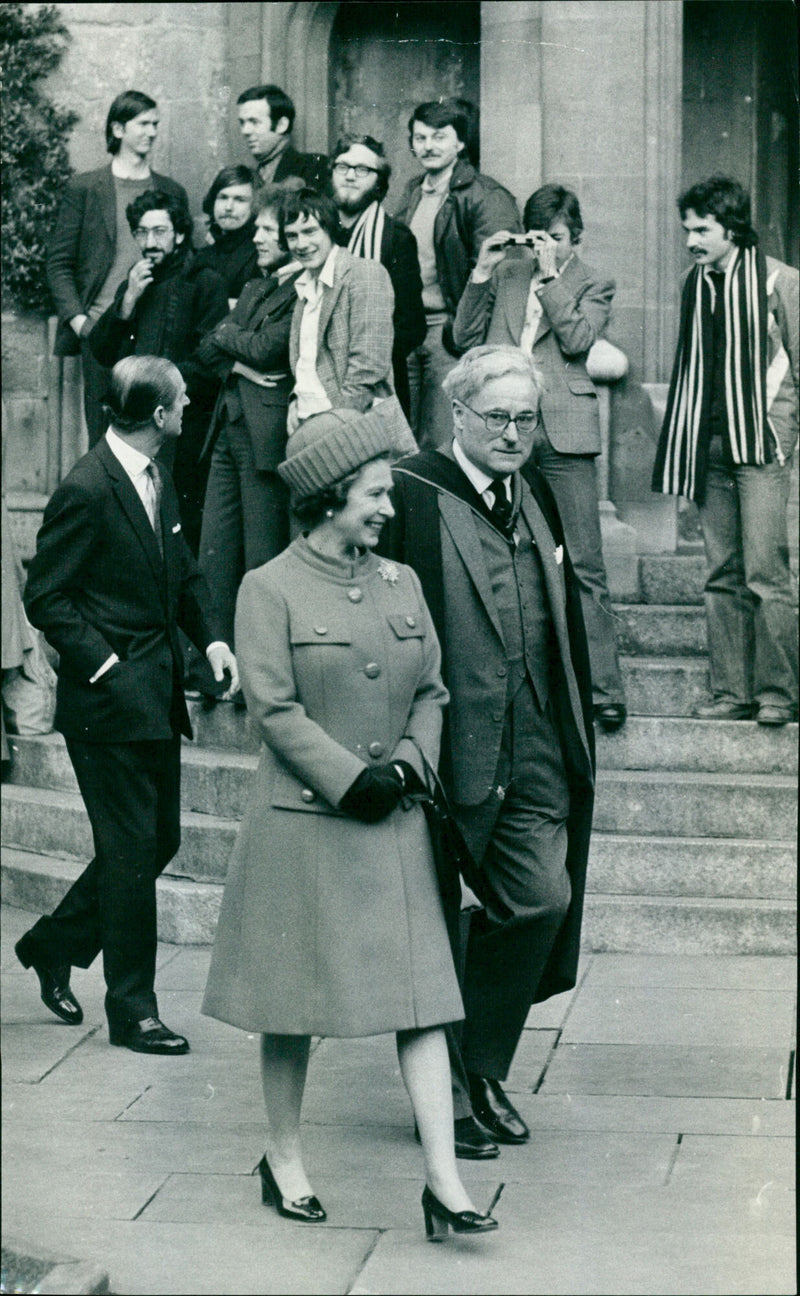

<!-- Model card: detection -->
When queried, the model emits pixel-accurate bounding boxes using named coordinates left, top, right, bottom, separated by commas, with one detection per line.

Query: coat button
left=364, top=662, right=380, bottom=678
left=492, top=710, right=503, bottom=723
left=405, top=615, right=416, bottom=627
left=368, top=742, right=384, bottom=759
left=497, top=666, right=507, bottom=677
left=314, top=626, right=328, bottom=635
left=348, top=588, right=363, bottom=602
left=301, top=788, right=315, bottom=803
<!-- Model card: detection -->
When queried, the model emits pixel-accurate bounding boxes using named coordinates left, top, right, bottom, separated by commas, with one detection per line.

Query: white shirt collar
left=105, top=427, right=153, bottom=479
left=452, top=438, right=509, bottom=499
left=295, top=245, right=338, bottom=299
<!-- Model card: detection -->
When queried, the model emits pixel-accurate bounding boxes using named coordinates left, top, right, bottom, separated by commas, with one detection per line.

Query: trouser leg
left=532, top=444, right=624, bottom=706
left=37, top=737, right=182, bottom=1028
left=697, top=441, right=755, bottom=704
left=409, top=321, right=457, bottom=451
left=80, top=338, right=112, bottom=448
left=199, top=425, right=245, bottom=647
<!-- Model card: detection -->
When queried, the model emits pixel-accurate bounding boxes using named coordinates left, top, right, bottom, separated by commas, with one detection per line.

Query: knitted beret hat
left=277, top=396, right=417, bottom=499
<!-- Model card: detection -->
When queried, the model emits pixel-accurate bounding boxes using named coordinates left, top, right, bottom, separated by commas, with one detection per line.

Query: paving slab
left=540, top=1044, right=791, bottom=1099
left=561, top=985, right=795, bottom=1046
left=1, top=1020, right=103, bottom=1084
left=3, top=1075, right=151, bottom=1125
left=1, top=1165, right=168, bottom=1222
left=581, top=954, right=798, bottom=990
left=505, top=1029, right=559, bottom=1091
left=518, top=1093, right=795, bottom=1136
left=671, top=1133, right=796, bottom=1190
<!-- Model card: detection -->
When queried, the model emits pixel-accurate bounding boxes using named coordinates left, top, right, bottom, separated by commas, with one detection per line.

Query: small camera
left=498, top=233, right=538, bottom=249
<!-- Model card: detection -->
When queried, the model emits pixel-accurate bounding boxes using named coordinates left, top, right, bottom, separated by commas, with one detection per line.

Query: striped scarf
left=653, top=245, right=771, bottom=501
left=346, top=201, right=386, bottom=262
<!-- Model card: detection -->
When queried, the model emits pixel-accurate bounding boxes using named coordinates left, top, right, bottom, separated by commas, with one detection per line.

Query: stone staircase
left=2, top=551, right=797, bottom=954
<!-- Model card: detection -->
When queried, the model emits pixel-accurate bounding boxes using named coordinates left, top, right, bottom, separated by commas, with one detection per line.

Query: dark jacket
left=263, top=145, right=328, bottom=192
left=393, top=158, right=521, bottom=317
left=379, top=448, right=594, bottom=1002
left=196, top=269, right=302, bottom=470
left=24, top=436, right=220, bottom=743
left=88, top=246, right=229, bottom=412
left=192, top=221, right=259, bottom=300
left=335, top=211, right=426, bottom=414
left=46, top=165, right=189, bottom=357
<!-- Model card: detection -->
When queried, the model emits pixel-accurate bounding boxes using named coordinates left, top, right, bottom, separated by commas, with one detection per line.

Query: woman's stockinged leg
left=396, top=1025, right=475, bottom=1212
left=259, top=1032, right=314, bottom=1200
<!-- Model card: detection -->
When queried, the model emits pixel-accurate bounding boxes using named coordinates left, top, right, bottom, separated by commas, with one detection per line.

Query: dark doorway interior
left=329, top=0, right=480, bottom=210
left=683, top=0, right=799, bottom=266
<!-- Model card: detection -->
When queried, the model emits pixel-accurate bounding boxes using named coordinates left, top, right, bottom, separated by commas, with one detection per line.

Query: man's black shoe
left=415, top=1116, right=500, bottom=1160
left=15, top=934, right=83, bottom=1025
left=593, top=703, right=627, bottom=732
left=468, top=1075, right=530, bottom=1144
left=109, top=1017, right=190, bottom=1055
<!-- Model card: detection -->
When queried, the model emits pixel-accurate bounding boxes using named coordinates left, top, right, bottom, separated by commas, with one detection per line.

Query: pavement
left=2, top=902, right=795, bottom=1296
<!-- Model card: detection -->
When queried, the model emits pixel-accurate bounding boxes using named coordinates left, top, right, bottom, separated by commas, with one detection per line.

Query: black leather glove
left=340, top=762, right=407, bottom=823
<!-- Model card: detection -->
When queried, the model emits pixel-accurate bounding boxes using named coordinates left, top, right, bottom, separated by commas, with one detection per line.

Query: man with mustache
left=653, top=176, right=798, bottom=727
left=89, top=191, right=229, bottom=553
left=394, top=99, right=521, bottom=449
left=329, top=134, right=425, bottom=417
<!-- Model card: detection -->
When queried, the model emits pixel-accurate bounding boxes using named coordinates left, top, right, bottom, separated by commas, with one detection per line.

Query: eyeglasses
left=459, top=402, right=540, bottom=435
left=133, top=226, right=173, bottom=242
left=331, top=162, right=378, bottom=179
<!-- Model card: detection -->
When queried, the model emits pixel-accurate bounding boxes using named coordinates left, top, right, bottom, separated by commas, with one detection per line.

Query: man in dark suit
left=381, top=344, right=594, bottom=1159
left=16, top=357, right=238, bottom=1054
left=329, top=134, right=426, bottom=416
left=237, top=84, right=327, bottom=191
left=46, top=90, right=188, bottom=446
left=194, top=187, right=302, bottom=647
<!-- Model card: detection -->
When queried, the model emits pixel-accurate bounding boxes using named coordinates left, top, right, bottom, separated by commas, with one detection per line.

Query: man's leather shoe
left=15, top=935, right=83, bottom=1025
left=593, top=703, right=627, bottom=732
left=468, top=1075, right=530, bottom=1144
left=757, top=704, right=797, bottom=727
left=414, top=1116, right=500, bottom=1160
left=109, top=1017, right=190, bottom=1055
left=694, top=699, right=757, bottom=720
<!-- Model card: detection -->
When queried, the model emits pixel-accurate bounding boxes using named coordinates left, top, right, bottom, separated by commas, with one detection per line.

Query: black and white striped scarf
left=653, top=245, right=771, bottom=501
left=346, top=201, right=386, bottom=262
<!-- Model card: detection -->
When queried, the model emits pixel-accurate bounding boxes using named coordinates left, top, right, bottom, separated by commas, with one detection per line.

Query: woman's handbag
left=405, top=740, right=485, bottom=913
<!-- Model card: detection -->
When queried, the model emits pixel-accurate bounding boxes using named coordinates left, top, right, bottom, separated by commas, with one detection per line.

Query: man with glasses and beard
left=329, top=135, right=425, bottom=416
left=89, top=191, right=229, bottom=553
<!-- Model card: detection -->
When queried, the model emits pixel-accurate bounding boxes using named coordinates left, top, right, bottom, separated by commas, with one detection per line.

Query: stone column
left=480, top=1, right=543, bottom=205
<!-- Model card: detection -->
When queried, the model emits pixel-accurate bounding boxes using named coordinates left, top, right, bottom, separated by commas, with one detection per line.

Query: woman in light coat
left=202, top=400, right=498, bottom=1240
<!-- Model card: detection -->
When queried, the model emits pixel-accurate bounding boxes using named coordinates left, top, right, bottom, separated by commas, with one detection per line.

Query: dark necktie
left=145, top=461, right=164, bottom=558
left=489, top=477, right=514, bottom=537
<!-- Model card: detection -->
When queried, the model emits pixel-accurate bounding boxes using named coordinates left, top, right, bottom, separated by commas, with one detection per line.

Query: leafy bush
left=1, top=3, right=78, bottom=312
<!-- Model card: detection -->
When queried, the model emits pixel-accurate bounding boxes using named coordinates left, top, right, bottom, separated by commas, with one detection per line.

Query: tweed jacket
left=380, top=447, right=595, bottom=1001
left=394, top=158, right=521, bottom=318
left=196, top=270, right=301, bottom=469
left=23, top=436, right=220, bottom=744
left=289, top=249, right=395, bottom=412
left=452, top=255, right=615, bottom=455
left=46, top=165, right=189, bottom=357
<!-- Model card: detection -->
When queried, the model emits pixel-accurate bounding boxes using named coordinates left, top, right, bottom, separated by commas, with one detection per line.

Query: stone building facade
left=3, top=0, right=797, bottom=566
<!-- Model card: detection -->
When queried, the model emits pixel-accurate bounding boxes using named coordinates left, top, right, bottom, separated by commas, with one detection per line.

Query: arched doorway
left=328, top=0, right=480, bottom=209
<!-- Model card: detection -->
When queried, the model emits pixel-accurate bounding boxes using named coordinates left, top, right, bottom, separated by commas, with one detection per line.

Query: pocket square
left=172, top=523, right=181, bottom=534
left=554, top=545, right=563, bottom=565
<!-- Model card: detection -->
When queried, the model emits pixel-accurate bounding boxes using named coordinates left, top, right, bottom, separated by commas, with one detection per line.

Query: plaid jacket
left=452, top=255, right=615, bottom=455
left=289, top=250, right=395, bottom=412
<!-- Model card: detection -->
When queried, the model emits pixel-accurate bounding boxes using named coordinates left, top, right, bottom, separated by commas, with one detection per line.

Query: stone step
left=612, top=604, right=706, bottom=656
left=595, top=715, right=797, bottom=774
left=594, top=769, right=796, bottom=840
left=3, top=846, right=794, bottom=955
left=636, top=554, right=706, bottom=605
left=5, top=738, right=796, bottom=844
left=588, top=834, right=796, bottom=899
left=582, top=894, right=796, bottom=956
left=620, top=656, right=709, bottom=716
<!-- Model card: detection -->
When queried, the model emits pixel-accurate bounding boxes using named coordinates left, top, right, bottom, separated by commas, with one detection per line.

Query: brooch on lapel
left=377, top=558, right=400, bottom=585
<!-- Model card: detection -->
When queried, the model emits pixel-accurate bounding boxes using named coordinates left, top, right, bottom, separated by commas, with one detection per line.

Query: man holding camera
left=452, top=184, right=627, bottom=732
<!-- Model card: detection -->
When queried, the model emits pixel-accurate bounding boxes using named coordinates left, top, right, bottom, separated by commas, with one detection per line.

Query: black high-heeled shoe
left=257, top=1155, right=326, bottom=1222
left=421, top=1183, right=502, bottom=1241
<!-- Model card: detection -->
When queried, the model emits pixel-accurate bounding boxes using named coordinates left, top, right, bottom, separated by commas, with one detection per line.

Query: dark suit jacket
left=380, top=447, right=594, bottom=1002
left=267, top=145, right=328, bottom=191
left=46, top=165, right=189, bottom=357
left=196, top=270, right=302, bottom=470
left=24, top=437, right=221, bottom=744
left=452, top=255, right=615, bottom=455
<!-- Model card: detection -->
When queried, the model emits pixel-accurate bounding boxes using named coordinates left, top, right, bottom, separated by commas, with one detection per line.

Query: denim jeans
left=407, top=318, right=457, bottom=450
left=698, top=437, right=798, bottom=709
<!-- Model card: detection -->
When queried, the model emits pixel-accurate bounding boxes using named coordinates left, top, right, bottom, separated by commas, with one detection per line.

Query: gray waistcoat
left=476, top=511, right=555, bottom=709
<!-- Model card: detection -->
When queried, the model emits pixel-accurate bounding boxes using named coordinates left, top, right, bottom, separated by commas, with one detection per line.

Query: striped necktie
left=145, top=461, right=163, bottom=557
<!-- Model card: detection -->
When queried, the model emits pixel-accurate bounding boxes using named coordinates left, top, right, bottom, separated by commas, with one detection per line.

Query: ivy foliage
left=1, top=4, right=78, bottom=312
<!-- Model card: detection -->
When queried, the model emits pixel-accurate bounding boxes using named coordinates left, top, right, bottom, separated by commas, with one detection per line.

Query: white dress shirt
left=518, top=251, right=574, bottom=355
left=293, top=245, right=338, bottom=420
left=452, top=438, right=511, bottom=508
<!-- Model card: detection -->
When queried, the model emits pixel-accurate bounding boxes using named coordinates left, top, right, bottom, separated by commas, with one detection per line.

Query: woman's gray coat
left=202, top=536, right=463, bottom=1037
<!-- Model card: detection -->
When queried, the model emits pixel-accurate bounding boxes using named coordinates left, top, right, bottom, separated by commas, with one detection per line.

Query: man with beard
left=89, top=191, right=229, bottom=553
left=329, top=135, right=425, bottom=416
